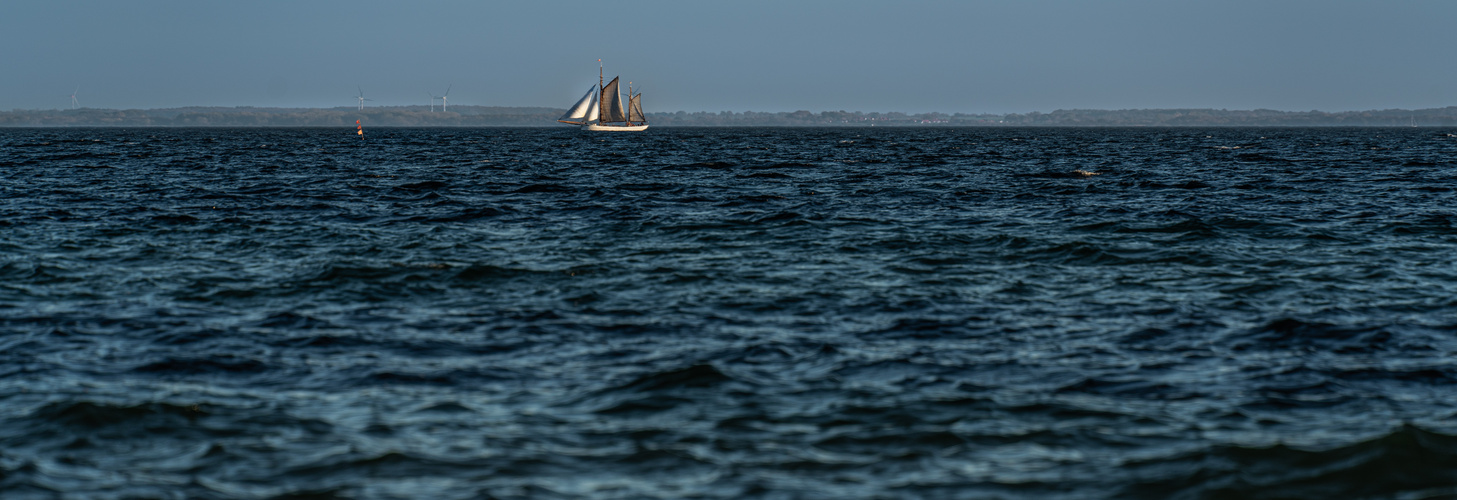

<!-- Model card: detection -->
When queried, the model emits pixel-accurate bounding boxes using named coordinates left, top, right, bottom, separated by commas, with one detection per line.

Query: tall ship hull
left=558, top=61, right=649, bottom=132
left=584, top=123, right=649, bottom=131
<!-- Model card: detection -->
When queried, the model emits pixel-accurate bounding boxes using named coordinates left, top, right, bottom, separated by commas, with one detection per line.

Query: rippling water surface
left=4, top=127, right=1457, bottom=498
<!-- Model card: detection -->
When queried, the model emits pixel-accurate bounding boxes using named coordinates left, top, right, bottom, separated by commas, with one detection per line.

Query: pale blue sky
left=3, top=1, right=1453, bottom=113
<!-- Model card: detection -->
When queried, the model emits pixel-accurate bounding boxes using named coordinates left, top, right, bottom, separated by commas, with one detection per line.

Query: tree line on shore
left=3, top=105, right=1456, bottom=127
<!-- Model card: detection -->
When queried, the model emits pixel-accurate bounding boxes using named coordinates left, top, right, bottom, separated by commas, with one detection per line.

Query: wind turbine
left=70, top=86, right=79, bottom=109
left=440, top=84, right=451, bottom=112
left=355, top=86, right=373, bottom=110
left=427, top=91, right=439, bottom=112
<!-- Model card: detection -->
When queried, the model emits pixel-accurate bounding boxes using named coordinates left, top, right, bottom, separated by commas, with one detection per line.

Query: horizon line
left=9, top=104, right=1457, bottom=115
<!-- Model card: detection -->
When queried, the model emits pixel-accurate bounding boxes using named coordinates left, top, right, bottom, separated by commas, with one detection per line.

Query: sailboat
left=558, top=61, right=649, bottom=131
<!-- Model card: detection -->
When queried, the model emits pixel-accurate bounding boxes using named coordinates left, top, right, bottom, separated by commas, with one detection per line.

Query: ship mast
left=598, top=59, right=604, bottom=125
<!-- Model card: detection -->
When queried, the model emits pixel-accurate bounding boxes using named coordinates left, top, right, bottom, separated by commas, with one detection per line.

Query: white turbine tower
left=70, top=86, right=80, bottom=109
left=355, top=86, right=373, bottom=110
left=440, top=84, right=451, bottom=112
left=427, top=91, right=439, bottom=112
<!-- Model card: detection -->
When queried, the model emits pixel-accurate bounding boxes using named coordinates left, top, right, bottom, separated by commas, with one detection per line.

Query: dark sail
left=599, top=77, right=627, bottom=123
left=628, top=94, right=646, bottom=123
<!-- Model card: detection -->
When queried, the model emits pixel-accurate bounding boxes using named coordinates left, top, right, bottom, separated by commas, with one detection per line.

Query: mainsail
left=599, top=77, right=628, bottom=124
left=627, top=94, right=646, bottom=124
left=557, top=86, right=597, bottom=124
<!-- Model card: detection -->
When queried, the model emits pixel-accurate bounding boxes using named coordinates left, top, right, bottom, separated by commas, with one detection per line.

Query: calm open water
left=3, top=127, right=1457, bottom=499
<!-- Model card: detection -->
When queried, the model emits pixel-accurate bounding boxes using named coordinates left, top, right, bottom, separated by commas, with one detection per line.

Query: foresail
left=559, top=86, right=597, bottom=122
left=585, top=89, right=600, bottom=123
left=628, top=94, right=646, bottom=123
left=600, top=77, right=628, bottom=123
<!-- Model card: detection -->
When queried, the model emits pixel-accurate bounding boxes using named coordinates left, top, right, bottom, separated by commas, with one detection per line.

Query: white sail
left=558, top=86, right=597, bottom=123
left=585, top=88, right=601, bottom=123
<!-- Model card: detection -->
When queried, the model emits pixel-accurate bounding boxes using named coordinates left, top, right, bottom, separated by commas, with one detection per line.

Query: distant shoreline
left=3, top=105, right=1456, bottom=127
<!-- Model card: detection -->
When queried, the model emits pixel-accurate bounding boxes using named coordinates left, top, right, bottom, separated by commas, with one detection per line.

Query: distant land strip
left=4, top=105, right=1457, bottom=127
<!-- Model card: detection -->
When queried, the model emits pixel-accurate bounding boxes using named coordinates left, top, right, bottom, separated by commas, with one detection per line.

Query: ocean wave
left=4, top=127, right=1457, bottom=498
left=1120, top=425, right=1457, bottom=499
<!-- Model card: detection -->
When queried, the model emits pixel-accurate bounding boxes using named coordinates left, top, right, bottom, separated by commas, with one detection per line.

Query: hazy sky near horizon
left=3, top=1, right=1454, bottom=114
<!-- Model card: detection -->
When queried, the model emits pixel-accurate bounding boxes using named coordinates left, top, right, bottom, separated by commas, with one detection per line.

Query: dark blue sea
left=3, top=127, right=1457, bottom=499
